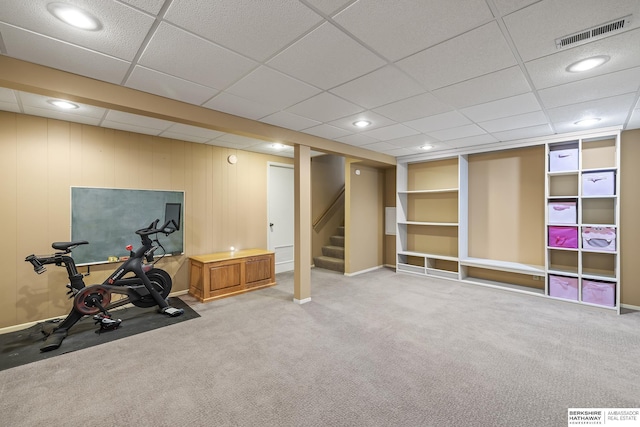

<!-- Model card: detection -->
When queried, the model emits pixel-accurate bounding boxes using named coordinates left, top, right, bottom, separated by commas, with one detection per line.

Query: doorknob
left=269, top=223, right=274, bottom=227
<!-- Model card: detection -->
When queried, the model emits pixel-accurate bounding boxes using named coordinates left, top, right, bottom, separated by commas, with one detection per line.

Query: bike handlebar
left=135, top=219, right=177, bottom=237
left=25, top=254, right=47, bottom=274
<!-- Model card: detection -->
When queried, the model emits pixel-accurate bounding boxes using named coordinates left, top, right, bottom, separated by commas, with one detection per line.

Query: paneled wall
left=0, top=112, right=292, bottom=328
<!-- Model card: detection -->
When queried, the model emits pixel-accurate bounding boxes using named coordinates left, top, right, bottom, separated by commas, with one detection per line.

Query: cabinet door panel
left=246, top=256, right=273, bottom=287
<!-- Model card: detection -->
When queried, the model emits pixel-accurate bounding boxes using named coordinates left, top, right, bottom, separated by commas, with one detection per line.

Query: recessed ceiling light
left=47, top=3, right=102, bottom=31
left=420, top=144, right=433, bottom=150
left=353, top=120, right=371, bottom=128
left=47, top=99, right=79, bottom=109
left=566, top=55, right=610, bottom=73
left=574, top=117, right=601, bottom=126
left=271, top=143, right=286, bottom=149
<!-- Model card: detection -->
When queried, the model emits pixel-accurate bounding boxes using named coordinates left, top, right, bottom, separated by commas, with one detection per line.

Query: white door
left=268, top=163, right=294, bottom=273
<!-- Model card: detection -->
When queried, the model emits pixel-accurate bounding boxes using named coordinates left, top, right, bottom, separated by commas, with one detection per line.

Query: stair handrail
left=313, top=185, right=345, bottom=231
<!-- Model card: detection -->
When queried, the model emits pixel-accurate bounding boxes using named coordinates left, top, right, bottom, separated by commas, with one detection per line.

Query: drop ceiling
left=1, top=0, right=640, bottom=159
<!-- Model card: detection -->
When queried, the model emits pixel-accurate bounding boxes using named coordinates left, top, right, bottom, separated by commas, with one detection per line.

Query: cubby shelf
left=396, top=129, right=621, bottom=314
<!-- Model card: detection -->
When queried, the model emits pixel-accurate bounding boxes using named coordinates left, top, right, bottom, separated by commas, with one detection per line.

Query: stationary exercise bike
left=25, top=217, right=184, bottom=352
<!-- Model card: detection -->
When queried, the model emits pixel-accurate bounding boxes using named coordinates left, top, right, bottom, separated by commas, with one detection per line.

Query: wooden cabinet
left=188, top=249, right=275, bottom=302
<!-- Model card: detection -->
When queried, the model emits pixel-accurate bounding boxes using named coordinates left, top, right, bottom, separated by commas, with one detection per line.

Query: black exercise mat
left=0, top=297, right=199, bottom=372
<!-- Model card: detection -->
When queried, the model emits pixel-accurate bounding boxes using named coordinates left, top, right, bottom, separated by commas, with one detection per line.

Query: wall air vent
left=555, top=15, right=632, bottom=49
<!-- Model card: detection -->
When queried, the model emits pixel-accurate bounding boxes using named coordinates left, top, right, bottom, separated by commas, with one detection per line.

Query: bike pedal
left=161, top=307, right=184, bottom=317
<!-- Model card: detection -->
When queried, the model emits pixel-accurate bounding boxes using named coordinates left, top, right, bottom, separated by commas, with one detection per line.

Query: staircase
left=314, top=226, right=344, bottom=273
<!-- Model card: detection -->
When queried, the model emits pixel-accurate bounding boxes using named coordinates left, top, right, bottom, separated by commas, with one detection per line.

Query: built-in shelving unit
left=396, top=158, right=460, bottom=280
left=545, top=134, right=620, bottom=313
left=396, top=129, right=621, bottom=313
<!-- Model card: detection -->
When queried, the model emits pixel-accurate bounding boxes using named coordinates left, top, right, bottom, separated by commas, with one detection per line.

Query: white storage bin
left=548, top=201, right=576, bottom=224
left=549, top=148, right=578, bottom=172
left=582, top=227, right=616, bottom=252
left=582, top=171, right=615, bottom=196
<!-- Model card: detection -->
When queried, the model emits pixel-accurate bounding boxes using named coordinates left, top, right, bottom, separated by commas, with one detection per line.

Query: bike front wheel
left=131, top=268, right=173, bottom=308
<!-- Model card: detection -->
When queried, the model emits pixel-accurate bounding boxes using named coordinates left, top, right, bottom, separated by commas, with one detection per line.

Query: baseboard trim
left=293, top=297, right=311, bottom=304
left=344, top=265, right=384, bottom=277
left=170, top=289, right=189, bottom=297
left=621, top=303, right=640, bottom=312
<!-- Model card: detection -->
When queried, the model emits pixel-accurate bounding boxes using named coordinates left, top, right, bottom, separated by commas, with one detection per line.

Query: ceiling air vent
left=555, top=15, right=632, bottom=49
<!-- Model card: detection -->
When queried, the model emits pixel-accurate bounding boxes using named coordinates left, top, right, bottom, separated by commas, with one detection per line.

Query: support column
left=294, top=144, right=311, bottom=304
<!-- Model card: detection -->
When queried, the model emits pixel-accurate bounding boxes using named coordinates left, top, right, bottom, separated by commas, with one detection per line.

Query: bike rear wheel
left=131, top=268, right=173, bottom=308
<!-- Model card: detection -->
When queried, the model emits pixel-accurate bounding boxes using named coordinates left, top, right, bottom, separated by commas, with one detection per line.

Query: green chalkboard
left=71, top=187, right=184, bottom=265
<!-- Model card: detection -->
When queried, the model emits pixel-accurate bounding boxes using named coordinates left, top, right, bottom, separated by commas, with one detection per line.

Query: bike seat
left=52, top=241, right=89, bottom=251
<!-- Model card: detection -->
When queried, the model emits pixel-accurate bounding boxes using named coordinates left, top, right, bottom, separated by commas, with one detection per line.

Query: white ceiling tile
left=259, top=111, right=321, bottom=131
left=445, top=134, right=498, bottom=148
left=285, top=92, right=364, bottom=122
left=214, top=133, right=266, bottom=147
left=19, top=92, right=106, bottom=118
left=104, top=110, right=173, bottom=131
left=119, top=0, right=165, bottom=15
left=247, top=142, right=295, bottom=158
left=126, top=66, right=219, bottom=105
left=504, top=0, right=640, bottom=62
left=538, top=67, right=640, bottom=110
left=432, top=66, right=531, bottom=108
left=479, top=111, right=548, bottom=133
left=164, top=0, right=323, bottom=61
left=302, top=124, right=351, bottom=139
left=405, top=111, right=471, bottom=133
left=333, top=0, right=493, bottom=61
left=335, top=133, right=379, bottom=146
left=101, top=120, right=162, bottom=135
left=545, top=93, right=636, bottom=125
left=386, top=134, right=434, bottom=149
left=380, top=147, right=416, bottom=157
left=491, top=0, right=539, bottom=16
left=373, top=92, right=452, bottom=122
left=303, top=0, right=353, bottom=15
left=158, top=132, right=210, bottom=144
left=459, top=93, right=541, bottom=122
left=330, top=66, right=424, bottom=109
left=203, top=92, right=278, bottom=120
left=491, top=124, right=554, bottom=142
left=554, top=112, right=628, bottom=134
left=526, top=30, right=640, bottom=92
left=0, top=0, right=155, bottom=60
left=626, top=109, right=640, bottom=129
left=139, top=23, right=258, bottom=90
left=267, top=22, right=385, bottom=90
left=0, top=23, right=131, bottom=84
left=162, top=123, right=225, bottom=140
left=225, top=66, right=321, bottom=110
left=22, top=106, right=102, bottom=125
left=359, top=141, right=398, bottom=152
left=328, top=111, right=395, bottom=132
left=428, top=124, right=486, bottom=141
left=362, top=124, right=419, bottom=141
left=0, top=102, right=20, bottom=113
left=0, top=88, right=17, bottom=103
left=396, top=22, right=517, bottom=90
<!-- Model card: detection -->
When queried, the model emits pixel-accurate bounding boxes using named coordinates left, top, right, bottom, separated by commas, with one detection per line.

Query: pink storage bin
left=582, top=171, right=615, bottom=196
left=582, top=280, right=615, bottom=307
left=549, top=148, right=578, bottom=172
left=582, top=227, right=616, bottom=252
left=548, top=201, right=577, bottom=224
left=548, top=226, right=578, bottom=249
left=549, top=275, right=578, bottom=300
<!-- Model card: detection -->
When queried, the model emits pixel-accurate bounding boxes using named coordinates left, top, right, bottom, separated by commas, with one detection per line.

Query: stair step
left=336, top=226, right=344, bottom=236
left=322, top=245, right=344, bottom=259
left=314, top=256, right=345, bottom=273
left=330, top=235, right=345, bottom=247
